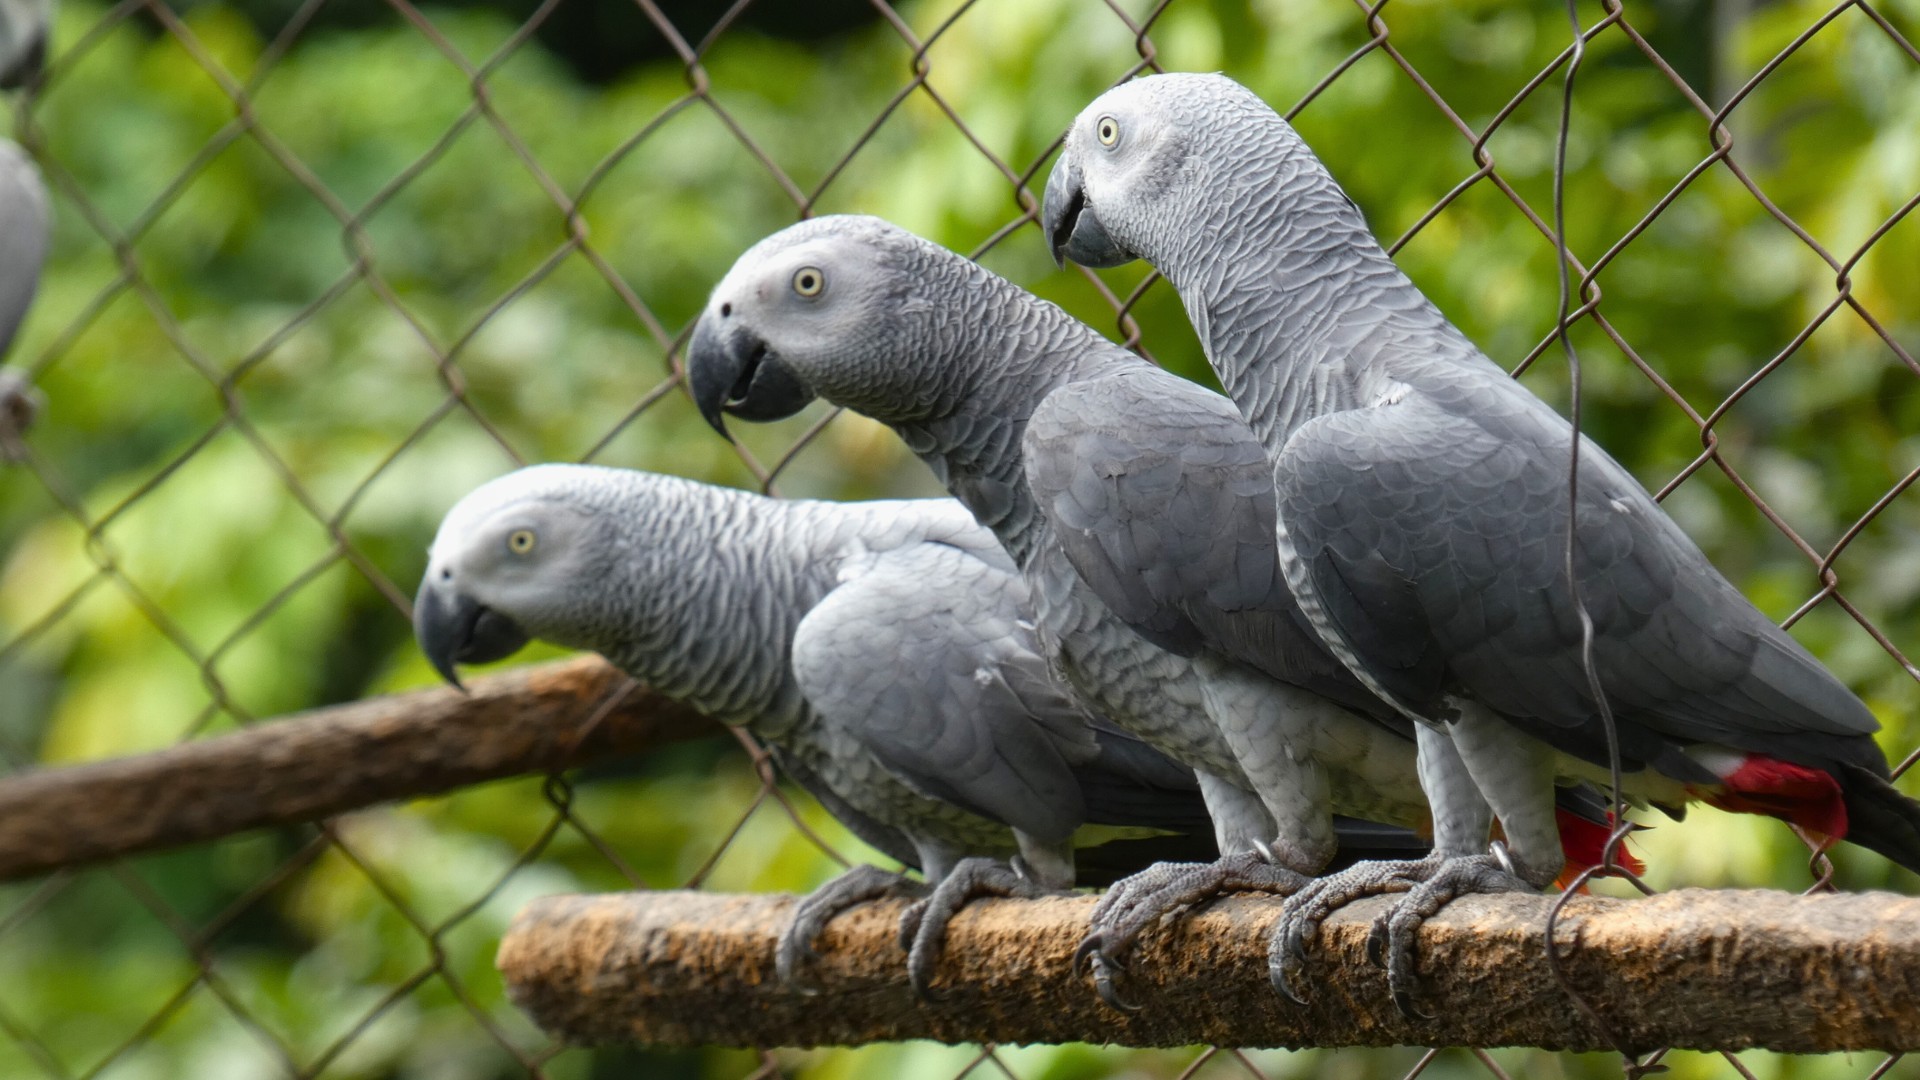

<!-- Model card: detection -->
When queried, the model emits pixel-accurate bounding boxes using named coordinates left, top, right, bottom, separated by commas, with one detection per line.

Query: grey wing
left=0, top=140, right=49, bottom=355
left=764, top=743, right=922, bottom=872
left=792, top=541, right=1098, bottom=845
left=1275, top=373, right=1881, bottom=773
left=909, top=497, right=1021, bottom=574
left=847, top=496, right=1020, bottom=575
left=1025, top=367, right=1387, bottom=718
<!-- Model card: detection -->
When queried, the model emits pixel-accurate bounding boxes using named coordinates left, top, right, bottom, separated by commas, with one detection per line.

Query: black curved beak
left=1041, top=154, right=1135, bottom=270
left=413, top=577, right=531, bottom=692
left=685, top=313, right=815, bottom=437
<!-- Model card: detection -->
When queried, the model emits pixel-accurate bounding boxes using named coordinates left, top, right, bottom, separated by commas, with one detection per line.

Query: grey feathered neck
left=1125, top=80, right=1485, bottom=449
left=878, top=239, right=1146, bottom=565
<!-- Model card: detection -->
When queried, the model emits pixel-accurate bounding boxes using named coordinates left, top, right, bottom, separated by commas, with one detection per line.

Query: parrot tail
left=1695, top=753, right=1850, bottom=839
left=1692, top=754, right=1920, bottom=874
left=1835, top=763, right=1920, bottom=874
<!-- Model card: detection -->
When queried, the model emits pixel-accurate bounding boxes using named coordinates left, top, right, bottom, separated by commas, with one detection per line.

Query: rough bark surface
left=497, top=888, right=1920, bottom=1053
left=0, top=657, right=717, bottom=881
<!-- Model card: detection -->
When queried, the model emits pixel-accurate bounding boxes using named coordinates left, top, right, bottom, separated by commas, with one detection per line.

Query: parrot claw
left=1070, top=931, right=1105, bottom=976
left=1088, top=950, right=1143, bottom=1012
left=1365, top=917, right=1390, bottom=968
left=1392, top=985, right=1436, bottom=1023
left=1372, top=852, right=1533, bottom=1018
left=775, top=864, right=924, bottom=991
left=1267, top=926, right=1313, bottom=1005
left=901, top=857, right=1062, bottom=999
left=896, top=900, right=927, bottom=953
left=1080, top=851, right=1308, bottom=1009
left=772, top=938, right=824, bottom=994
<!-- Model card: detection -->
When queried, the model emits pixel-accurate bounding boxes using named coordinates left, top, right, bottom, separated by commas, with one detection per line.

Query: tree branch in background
left=0, top=657, right=718, bottom=881
left=498, top=888, right=1920, bottom=1054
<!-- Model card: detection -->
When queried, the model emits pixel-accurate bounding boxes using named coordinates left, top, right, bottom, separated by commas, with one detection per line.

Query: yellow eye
left=1096, top=116, right=1119, bottom=146
left=507, top=529, right=537, bottom=555
left=792, top=266, right=825, bottom=297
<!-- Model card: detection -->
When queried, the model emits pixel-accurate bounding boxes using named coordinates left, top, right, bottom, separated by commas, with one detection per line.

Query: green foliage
left=0, top=0, right=1916, bottom=1076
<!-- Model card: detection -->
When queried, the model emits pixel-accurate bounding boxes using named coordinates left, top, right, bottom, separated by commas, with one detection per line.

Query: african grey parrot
left=1043, top=71, right=1920, bottom=1011
left=0, top=137, right=49, bottom=453
left=413, top=463, right=1423, bottom=991
left=684, top=215, right=1622, bottom=1004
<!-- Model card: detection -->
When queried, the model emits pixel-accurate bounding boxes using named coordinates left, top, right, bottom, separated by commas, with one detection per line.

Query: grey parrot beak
left=1041, top=155, right=1135, bottom=270
left=685, top=313, right=815, bottom=437
left=413, top=577, right=531, bottom=692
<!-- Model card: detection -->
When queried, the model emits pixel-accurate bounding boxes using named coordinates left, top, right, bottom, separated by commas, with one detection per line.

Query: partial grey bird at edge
left=1042, top=70, right=1920, bottom=1017
left=684, top=215, right=1623, bottom=1008
left=0, top=0, right=52, bottom=89
left=413, top=464, right=1426, bottom=994
left=0, top=138, right=50, bottom=459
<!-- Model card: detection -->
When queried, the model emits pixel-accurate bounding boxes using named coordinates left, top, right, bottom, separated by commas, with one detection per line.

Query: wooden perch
left=497, top=888, right=1920, bottom=1054
left=0, top=657, right=716, bottom=881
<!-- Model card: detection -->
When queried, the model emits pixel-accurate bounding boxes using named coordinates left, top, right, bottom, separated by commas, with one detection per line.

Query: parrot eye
left=507, top=529, right=537, bottom=555
left=1096, top=116, right=1120, bottom=147
left=792, top=266, right=825, bottom=298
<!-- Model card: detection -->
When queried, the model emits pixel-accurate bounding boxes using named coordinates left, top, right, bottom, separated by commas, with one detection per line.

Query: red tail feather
left=1697, top=755, right=1848, bottom=842
left=1553, top=806, right=1643, bottom=891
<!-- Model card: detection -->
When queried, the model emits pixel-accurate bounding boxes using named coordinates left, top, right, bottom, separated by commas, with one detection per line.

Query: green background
left=2, top=0, right=1918, bottom=1076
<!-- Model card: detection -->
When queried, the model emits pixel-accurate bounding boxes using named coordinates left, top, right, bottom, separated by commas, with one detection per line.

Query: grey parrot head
left=687, top=215, right=952, bottom=432
left=1042, top=73, right=1297, bottom=271
left=414, top=465, right=620, bottom=690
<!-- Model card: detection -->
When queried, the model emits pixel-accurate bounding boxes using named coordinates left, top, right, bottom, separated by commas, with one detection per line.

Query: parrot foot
left=776, top=863, right=927, bottom=991
left=1268, top=857, right=1433, bottom=1005
left=897, top=857, right=1066, bottom=998
left=1368, top=850, right=1533, bottom=1018
left=1266, top=849, right=1536, bottom=1013
left=1077, top=851, right=1308, bottom=1011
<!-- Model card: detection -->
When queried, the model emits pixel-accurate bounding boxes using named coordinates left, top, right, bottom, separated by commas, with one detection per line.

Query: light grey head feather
left=419, top=463, right=819, bottom=731
left=1045, top=74, right=1357, bottom=284
left=689, top=214, right=1146, bottom=560
left=1047, top=73, right=1468, bottom=445
left=693, top=214, right=1038, bottom=425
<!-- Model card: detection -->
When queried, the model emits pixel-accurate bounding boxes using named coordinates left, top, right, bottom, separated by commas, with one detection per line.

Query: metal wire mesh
left=1, top=0, right=1916, bottom=1077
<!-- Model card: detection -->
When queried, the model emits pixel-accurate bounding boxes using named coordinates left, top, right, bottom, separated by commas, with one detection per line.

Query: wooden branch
left=497, top=888, right=1920, bottom=1054
left=0, top=657, right=717, bottom=881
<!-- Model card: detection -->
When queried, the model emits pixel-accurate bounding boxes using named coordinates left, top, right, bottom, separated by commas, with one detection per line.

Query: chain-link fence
left=1, top=0, right=1916, bottom=1077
